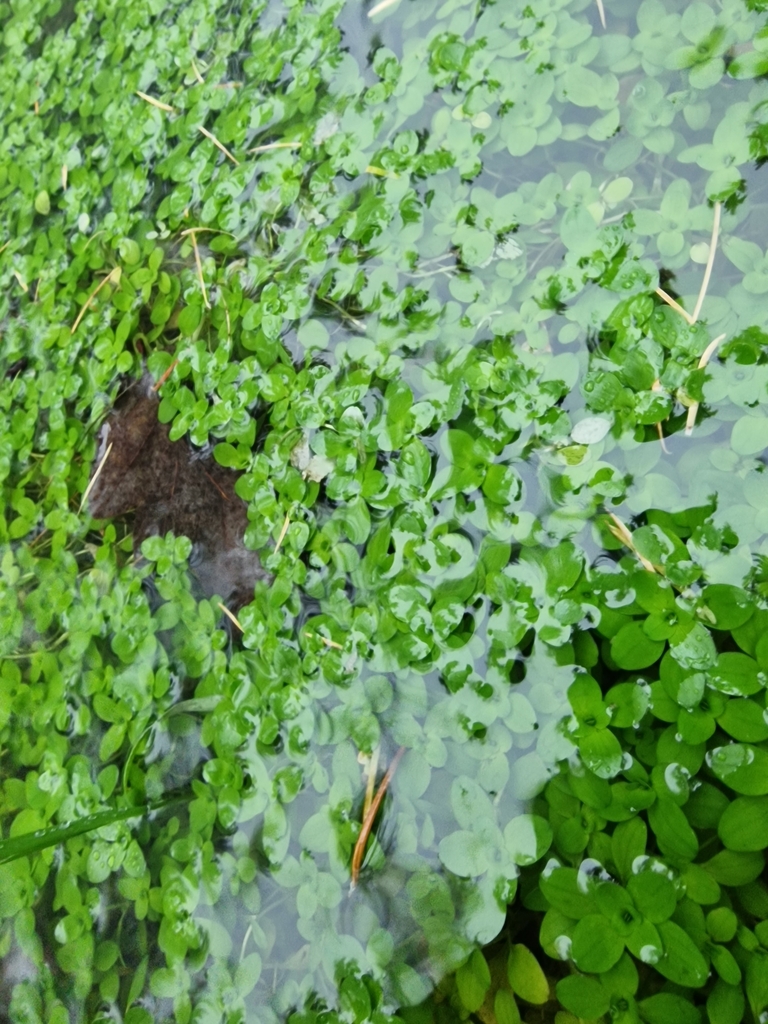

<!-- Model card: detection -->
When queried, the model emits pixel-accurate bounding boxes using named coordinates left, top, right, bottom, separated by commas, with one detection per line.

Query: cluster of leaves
left=3, top=0, right=768, bottom=1021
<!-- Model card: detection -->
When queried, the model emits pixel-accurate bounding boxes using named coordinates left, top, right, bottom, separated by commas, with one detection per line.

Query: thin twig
left=203, top=469, right=230, bottom=502
left=218, top=602, right=243, bottom=632
left=351, top=747, right=405, bottom=888
left=691, top=202, right=721, bottom=323
left=136, top=91, right=175, bottom=113
left=248, top=141, right=302, bottom=154
left=368, top=0, right=399, bottom=14
left=189, top=231, right=210, bottom=309
left=655, top=287, right=695, bottom=325
left=198, top=125, right=240, bottom=166
left=80, top=442, right=113, bottom=513
left=151, top=359, right=178, bottom=391
left=71, top=267, right=121, bottom=333
left=595, top=0, right=606, bottom=27
left=274, top=513, right=291, bottom=553
left=685, top=333, right=727, bottom=435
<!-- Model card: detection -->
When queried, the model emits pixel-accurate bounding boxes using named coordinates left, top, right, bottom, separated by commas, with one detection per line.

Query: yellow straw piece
left=247, top=141, right=302, bottom=154
left=189, top=231, right=211, bottom=309
left=79, top=442, right=113, bottom=513
left=71, top=267, right=121, bottom=334
left=136, top=90, right=175, bottom=113
left=198, top=126, right=240, bottom=166
left=368, top=0, right=400, bottom=15
left=218, top=602, right=244, bottom=632
left=274, top=513, right=291, bottom=554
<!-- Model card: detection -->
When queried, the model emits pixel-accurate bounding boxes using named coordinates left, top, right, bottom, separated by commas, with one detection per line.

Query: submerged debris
left=88, top=374, right=268, bottom=607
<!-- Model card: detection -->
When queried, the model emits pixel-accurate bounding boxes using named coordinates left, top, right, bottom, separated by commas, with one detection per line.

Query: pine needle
left=691, top=202, right=721, bottom=323
left=71, top=267, right=121, bottom=333
left=595, top=0, right=606, bottom=27
left=655, top=287, right=695, bottom=325
left=79, top=442, right=112, bottom=513
left=350, top=746, right=405, bottom=888
left=136, top=90, right=175, bottom=113
left=198, top=125, right=240, bottom=166
left=218, top=602, right=243, bottom=632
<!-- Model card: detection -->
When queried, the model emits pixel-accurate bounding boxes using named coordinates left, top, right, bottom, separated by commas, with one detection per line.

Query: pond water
left=2, top=0, right=768, bottom=1022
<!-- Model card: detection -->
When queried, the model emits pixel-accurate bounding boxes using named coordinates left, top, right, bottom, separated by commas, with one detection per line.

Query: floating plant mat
left=3, top=0, right=768, bottom=1021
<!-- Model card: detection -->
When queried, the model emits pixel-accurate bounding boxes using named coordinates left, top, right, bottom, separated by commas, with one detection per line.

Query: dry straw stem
left=218, top=602, right=244, bottom=632
left=608, top=513, right=657, bottom=573
left=655, top=287, right=695, bottom=325
left=304, top=631, right=343, bottom=650
left=685, top=332, right=727, bottom=435
left=362, top=747, right=381, bottom=822
left=71, top=267, right=121, bottom=333
left=350, top=746, right=405, bottom=888
left=79, top=442, right=112, bottom=513
left=188, top=231, right=210, bottom=309
left=655, top=421, right=671, bottom=455
left=198, top=125, right=239, bottom=165
left=595, top=0, right=606, bottom=27
left=191, top=58, right=205, bottom=84
left=274, top=513, right=291, bottom=553
left=0, top=239, right=10, bottom=256
left=136, top=90, right=175, bottom=113
left=61, top=165, right=67, bottom=190
left=248, top=141, right=301, bottom=154
left=12, top=270, right=27, bottom=292
left=368, top=0, right=399, bottom=14
left=151, top=358, right=179, bottom=392
left=691, top=201, right=722, bottom=322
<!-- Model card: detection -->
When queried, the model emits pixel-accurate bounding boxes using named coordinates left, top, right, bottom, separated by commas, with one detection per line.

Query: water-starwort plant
left=3, top=0, right=768, bottom=1021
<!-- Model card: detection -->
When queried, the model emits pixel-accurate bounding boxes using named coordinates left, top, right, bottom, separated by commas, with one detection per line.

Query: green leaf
left=570, top=914, right=625, bottom=973
left=707, top=744, right=768, bottom=795
left=648, top=797, right=699, bottom=863
left=611, top=622, right=665, bottom=669
left=655, top=920, right=709, bottom=987
left=507, top=944, right=549, bottom=1004
left=556, top=975, right=611, bottom=1019
left=627, top=870, right=677, bottom=924
left=438, top=830, right=489, bottom=877
left=456, top=950, right=490, bottom=1013
left=718, top=796, right=768, bottom=852
left=639, top=993, right=701, bottom=1024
